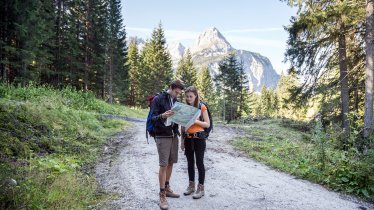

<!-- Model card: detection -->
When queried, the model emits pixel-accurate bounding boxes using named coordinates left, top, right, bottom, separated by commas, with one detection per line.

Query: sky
left=121, top=0, right=298, bottom=74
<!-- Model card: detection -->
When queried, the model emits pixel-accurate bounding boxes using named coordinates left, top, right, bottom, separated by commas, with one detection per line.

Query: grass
left=232, top=119, right=374, bottom=201
left=0, top=84, right=147, bottom=209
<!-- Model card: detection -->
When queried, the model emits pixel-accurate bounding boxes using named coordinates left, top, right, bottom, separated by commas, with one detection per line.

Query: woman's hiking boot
left=192, top=184, right=204, bottom=199
left=159, top=191, right=168, bottom=210
left=165, top=185, right=180, bottom=198
left=183, top=181, right=195, bottom=195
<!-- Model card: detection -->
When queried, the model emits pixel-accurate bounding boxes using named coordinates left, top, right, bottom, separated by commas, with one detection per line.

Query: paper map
left=166, top=102, right=200, bottom=129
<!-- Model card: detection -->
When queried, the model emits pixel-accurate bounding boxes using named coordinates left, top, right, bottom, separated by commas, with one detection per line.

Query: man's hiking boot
left=165, top=185, right=180, bottom=198
left=183, top=181, right=195, bottom=196
left=192, top=184, right=204, bottom=199
left=159, top=191, right=168, bottom=210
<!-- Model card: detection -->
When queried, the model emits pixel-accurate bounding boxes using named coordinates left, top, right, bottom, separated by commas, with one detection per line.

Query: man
left=150, top=79, right=184, bottom=210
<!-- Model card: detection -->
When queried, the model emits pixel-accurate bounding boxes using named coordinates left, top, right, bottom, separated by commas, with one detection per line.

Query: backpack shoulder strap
left=199, top=102, right=205, bottom=121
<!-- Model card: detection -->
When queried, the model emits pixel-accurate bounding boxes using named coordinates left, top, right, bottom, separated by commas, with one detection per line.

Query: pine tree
left=90, top=0, right=109, bottom=98
left=260, top=86, right=270, bottom=116
left=364, top=0, right=374, bottom=139
left=63, top=0, right=88, bottom=90
left=106, top=0, right=128, bottom=103
left=0, top=0, right=129, bottom=103
left=139, top=23, right=173, bottom=107
left=127, top=38, right=141, bottom=106
left=237, top=60, right=249, bottom=118
left=53, top=0, right=84, bottom=89
left=284, top=0, right=365, bottom=136
left=175, top=49, right=197, bottom=88
left=276, top=71, right=299, bottom=118
left=0, top=0, right=55, bottom=85
left=197, top=65, right=217, bottom=115
left=251, top=92, right=262, bottom=117
left=197, top=66, right=215, bottom=104
left=215, top=52, right=248, bottom=122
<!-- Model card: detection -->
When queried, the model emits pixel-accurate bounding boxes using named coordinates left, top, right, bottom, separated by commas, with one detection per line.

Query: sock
left=165, top=181, right=169, bottom=187
left=160, top=188, right=165, bottom=192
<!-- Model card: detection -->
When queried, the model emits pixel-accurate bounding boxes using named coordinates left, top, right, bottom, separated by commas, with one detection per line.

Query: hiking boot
left=165, top=185, right=180, bottom=198
left=159, top=191, right=168, bottom=210
left=183, top=181, right=195, bottom=196
left=192, top=184, right=204, bottom=199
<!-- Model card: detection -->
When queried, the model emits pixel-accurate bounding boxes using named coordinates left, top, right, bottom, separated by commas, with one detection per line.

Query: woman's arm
left=195, top=110, right=210, bottom=128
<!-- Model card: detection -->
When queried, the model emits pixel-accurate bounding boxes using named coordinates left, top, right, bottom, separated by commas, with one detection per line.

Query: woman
left=180, top=86, right=210, bottom=199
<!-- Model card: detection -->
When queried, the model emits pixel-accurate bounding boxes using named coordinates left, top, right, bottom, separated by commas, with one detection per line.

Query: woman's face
left=185, top=91, right=196, bottom=105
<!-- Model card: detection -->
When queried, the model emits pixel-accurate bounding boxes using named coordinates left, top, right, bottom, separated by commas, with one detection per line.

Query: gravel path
left=95, top=120, right=373, bottom=210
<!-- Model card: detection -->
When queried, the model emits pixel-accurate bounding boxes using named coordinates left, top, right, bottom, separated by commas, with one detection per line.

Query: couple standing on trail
left=149, top=79, right=210, bottom=210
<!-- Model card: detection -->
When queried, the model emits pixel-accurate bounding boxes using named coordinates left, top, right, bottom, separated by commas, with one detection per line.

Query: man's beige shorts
left=155, top=135, right=179, bottom=166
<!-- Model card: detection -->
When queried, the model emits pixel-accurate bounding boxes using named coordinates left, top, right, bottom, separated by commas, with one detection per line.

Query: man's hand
left=162, top=110, right=174, bottom=119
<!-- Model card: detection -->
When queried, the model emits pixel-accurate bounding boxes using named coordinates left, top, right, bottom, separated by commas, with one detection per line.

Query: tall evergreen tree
left=0, top=0, right=129, bottom=103
left=197, top=66, right=215, bottom=104
left=54, top=0, right=84, bottom=88
left=237, top=60, right=249, bottom=118
left=106, top=0, right=127, bottom=103
left=276, top=71, right=299, bottom=118
left=127, top=38, right=141, bottom=106
left=175, top=49, right=197, bottom=88
left=215, top=53, right=248, bottom=122
left=284, top=0, right=365, bottom=138
left=364, top=0, right=374, bottom=139
left=90, top=0, right=109, bottom=97
left=0, top=0, right=55, bottom=85
left=139, top=23, right=173, bottom=107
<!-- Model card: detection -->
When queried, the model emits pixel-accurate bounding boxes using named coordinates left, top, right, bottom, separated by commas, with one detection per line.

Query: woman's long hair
left=185, top=86, right=200, bottom=108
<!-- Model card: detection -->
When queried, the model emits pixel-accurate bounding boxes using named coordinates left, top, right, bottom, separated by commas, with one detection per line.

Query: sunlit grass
left=0, top=84, right=144, bottom=209
left=232, top=119, right=373, bottom=200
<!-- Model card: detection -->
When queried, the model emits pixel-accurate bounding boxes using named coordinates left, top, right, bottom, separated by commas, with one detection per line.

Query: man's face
left=169, top=88, right=182, bottom=98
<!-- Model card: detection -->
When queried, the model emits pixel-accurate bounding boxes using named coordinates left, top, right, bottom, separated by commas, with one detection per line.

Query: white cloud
left=223, top=27, right=284, bottom=33
left=127, top=27, right=284, bottom=48
left=126, top=27, right=153, bottom=33
left=164, top=29, right=199, bottom=42
left=224, top=35, right=285, bottom=48
left=126, top=27, right=198, bottom=43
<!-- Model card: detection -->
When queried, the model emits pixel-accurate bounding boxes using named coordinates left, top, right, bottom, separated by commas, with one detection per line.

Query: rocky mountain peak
left=189, top=27, right=233, bottom=55
left=167, top=42, right=185, bottom=59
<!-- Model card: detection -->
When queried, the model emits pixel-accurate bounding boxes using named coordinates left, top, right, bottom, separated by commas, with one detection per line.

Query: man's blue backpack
left=146, top=94, right=158, bottom=143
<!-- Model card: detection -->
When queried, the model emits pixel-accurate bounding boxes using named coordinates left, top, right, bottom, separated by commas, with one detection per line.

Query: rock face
left=189, top=27, right=233, bottom=56
left=167, top=42, right=185, bottom=69
left=169, top=27, right=280, bottom=91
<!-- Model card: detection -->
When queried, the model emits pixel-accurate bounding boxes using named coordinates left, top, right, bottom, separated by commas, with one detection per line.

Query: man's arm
left=151, top=97, right=165, bottom=124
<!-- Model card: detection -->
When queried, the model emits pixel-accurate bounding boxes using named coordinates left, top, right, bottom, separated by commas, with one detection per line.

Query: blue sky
left=121, top=0, right=298, bottom=74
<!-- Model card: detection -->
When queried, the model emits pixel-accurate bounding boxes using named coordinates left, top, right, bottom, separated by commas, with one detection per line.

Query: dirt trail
left=95, top=120, right=373, bottom=210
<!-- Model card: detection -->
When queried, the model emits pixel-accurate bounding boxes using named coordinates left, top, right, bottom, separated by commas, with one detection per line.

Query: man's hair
left=169, top=79, right=185, bottom=90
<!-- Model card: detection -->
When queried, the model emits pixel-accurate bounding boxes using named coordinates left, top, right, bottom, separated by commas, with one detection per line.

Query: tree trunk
left=109, top=50, right=113, bottom=104
left=102, top=69, right=106, bottom=99
left=354, top=81, right=359, bottom=113
left=84, top=0, right=91, bottom=91
left=364, top=0, right=374, bottom=139
left=56, top=0, right=62, bottom=85
left=338, top=20, right=350, bottom=138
